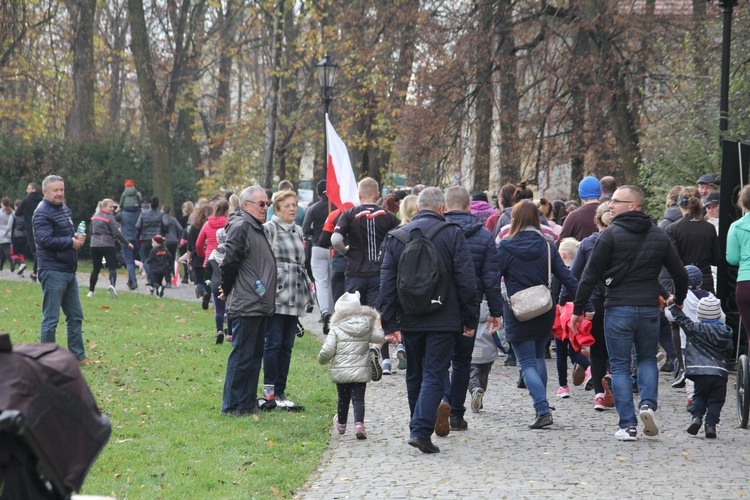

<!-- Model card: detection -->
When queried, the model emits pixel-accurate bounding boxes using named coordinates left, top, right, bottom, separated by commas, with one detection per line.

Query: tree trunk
left=106, top=1, right=128, bottom=128
left=210, top=0, right=237, bottom=162
left=64, top=0, right=97, bottom=140
left=260, top=0, right=285, bottom=189
left=496, top=0, right=520, bottom=187
left=127, top=0, right=174, bottom=208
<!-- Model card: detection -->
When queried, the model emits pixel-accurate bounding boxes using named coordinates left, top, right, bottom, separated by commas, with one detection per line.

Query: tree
left=63, top=0, right=97, bottom=140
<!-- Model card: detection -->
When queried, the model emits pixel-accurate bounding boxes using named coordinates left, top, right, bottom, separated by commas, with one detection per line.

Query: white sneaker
left=86, top=291, right=94, bottom=298
left=639, top=405, right=659, bottom=437
left=470, top=388, right=484, bottom=413
left=16, top=263, right=26, bottom=275
left=615, top=426, right=638, bottom=441
left=382, top=359, right=393, bottom=375
left=108, top=285, right=118, bottom=299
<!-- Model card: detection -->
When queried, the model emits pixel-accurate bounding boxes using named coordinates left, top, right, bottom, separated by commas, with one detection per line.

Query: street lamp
left=316, top=53, right=338, bottom=199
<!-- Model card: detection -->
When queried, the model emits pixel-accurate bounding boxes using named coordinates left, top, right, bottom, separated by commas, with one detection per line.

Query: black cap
left=697, top=173, right=720, bottom=186
left=704, top=191, right=720, bottom=207
left=316, top=180, right=326, bottom=196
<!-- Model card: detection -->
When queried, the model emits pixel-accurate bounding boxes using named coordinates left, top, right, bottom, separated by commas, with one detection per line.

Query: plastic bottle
left=255, top=280, right=265, bottom=295
left=76, top=221, right=86, bottom=234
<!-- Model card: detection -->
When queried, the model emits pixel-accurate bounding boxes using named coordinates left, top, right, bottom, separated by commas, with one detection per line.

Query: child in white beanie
left=668, top=296, right=733, bottom=439
left=318, top=291, right=385, bottom=440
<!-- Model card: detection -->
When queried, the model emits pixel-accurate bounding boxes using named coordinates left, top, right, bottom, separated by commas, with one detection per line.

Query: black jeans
left=691, top=374, right=727, bottom=426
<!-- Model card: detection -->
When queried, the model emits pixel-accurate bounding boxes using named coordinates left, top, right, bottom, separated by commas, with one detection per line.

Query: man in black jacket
left=571, top=185, right=688, bottom=442
left=15, top=182, right=44, bottom=280
left=380, top=187, right=479, bottom=453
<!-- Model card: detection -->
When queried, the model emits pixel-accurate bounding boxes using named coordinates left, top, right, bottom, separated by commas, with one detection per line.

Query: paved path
left=7, top=269, right=750, bottom=497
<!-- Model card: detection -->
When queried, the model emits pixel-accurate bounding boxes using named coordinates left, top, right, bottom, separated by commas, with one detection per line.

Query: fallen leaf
left=99, top=305, right=111, bottom=310
left=267, top=440, right=275, bottom=447
left=114, top=473, right=122, bottom=479
left=270, top=486, right=280, bottom=495
left=89, top=341, right=97, bottom=349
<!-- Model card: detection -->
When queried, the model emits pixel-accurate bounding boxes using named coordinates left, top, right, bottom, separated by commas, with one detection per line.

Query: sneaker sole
left=572, top=366, right=586, bottom=386
left=369, top=348, right=383, bottom=381
left=594, top=405, right=612, bottom=411
left=434, top=402, right=451, bottom=437
left=471, top=389, right=484, bottom=413
left=640, top=410, right=659, bottom=437
left=557, top=393, right=570, bottom=399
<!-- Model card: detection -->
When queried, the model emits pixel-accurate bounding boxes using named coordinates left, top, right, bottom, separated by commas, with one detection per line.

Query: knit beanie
left=685, top=265, right=702, bottom=290
left=578, top=177, right=601, bottom=200
left=124, top=179, right=135, bottom=188
left=696, top=296, right=723, bottom=321
left=335, top=291, right=361, bottom=312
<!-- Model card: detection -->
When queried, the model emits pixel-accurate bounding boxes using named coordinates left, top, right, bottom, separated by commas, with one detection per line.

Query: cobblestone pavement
left=6, top=270, right=750, bottom=497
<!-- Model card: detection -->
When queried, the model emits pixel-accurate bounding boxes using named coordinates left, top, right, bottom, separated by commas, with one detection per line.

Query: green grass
left=1, top=280, right=336, bottom=499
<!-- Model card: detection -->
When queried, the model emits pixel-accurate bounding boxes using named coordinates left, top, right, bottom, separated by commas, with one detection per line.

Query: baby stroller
left=0, top=334, right=111, bottom=499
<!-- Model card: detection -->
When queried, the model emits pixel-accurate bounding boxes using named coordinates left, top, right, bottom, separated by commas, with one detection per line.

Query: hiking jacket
left=318, top=304, right=385, bottom=383
left=264, top=216, right=313, bottom=317
left=444, top=210, right=503, bottom=317
left=32, top=199, right=78, bottom=273
left=573, top=211, right=688, bottom=315
left=497, top=229, right=579, bottom=342
left=380, top=210, right=479, bottom=334
left=665, top=215, right=718, bottom=292
left=90, top=211, right=127, bottom=248
left=196, top=215, right=228, bottom=266
left=221, top=210, right=277, bottom=318
left=668, top=305, right=733, bottom=379
left=136, top=208, right=167, bottom=241
left=727, top=213, right=750, bottom=282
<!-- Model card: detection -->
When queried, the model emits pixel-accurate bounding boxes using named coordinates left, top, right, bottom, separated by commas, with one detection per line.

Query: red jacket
left=196, top=215, right=227, bottom=266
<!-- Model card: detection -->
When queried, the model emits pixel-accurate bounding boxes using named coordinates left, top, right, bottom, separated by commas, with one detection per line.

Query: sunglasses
left=246, top=200, right=271, bottom=208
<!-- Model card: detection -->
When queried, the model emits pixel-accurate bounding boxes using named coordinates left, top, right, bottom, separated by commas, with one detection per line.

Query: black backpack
left=391, top=222, right=453, bottom=315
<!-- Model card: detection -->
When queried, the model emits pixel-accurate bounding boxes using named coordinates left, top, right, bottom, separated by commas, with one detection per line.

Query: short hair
left=444, top=186, right=470, bottom=211
left=28, top=182, right=39, bottom=192
left=273, top=190, right=298, bottom=213
left=617, top=185, right=644, bottom=209
left=600, top=176, right=617, bottom=195
left=240, top=185, right=266, bottom=204
left=214, top=199, right=229, bottom=217
left=42, top=175, right=64, bottom=190
left=358, top=177, right=379, bottom=201
left=400, top=194, right=418, bottom=224
left=739, top=185, right=750, bottom=212
left=278, top=179, right=294, bottom=191
left=412, top=184, right=426, bottom=195
left=508, top=201, right=541, bottom=238
left=417, top=187, right=444, bottom=211
left=162, top=205, right=171, bottom=215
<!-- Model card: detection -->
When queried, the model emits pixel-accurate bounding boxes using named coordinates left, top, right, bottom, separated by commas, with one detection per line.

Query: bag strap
left=546, top=241, right=552, bottom=289
left=622, top=228, right=649, bottom=275
left=391, top=221, right=453, bottom=244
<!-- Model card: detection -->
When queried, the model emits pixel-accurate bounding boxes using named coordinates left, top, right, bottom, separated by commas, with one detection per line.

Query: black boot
left=705, top=423, right=717, bottom=439
left=686, top=417, right=702, bottom=435
left=529, top=413, right=553, bottom=429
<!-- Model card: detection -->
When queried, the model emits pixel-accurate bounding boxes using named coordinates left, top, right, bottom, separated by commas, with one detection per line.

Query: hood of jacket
left=329, top=305, right=379, bottom=339
left=470, top=200, right=495, bottom=214
left=732, top=212, right=750, bottom=234
left=444, top=210, right=483, bottom=239
left=662, top=205, right=681, bottom=224
left=611, top=211, right=653, bottom=235
left=501, top=229, right=550, bottom=261
left=207, top=215, right=227, bottom=229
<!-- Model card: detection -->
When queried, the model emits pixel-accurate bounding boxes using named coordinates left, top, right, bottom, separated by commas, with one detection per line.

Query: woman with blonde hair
left=496, top=201, right=580, bottom=429
left=88, top=198, right=133, bottom=298
left=399, top=194, right=418, bottom=225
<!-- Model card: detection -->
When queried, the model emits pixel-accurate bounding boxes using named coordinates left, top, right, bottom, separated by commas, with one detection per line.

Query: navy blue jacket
left=32, top=198, right=78, bottom=273
left=380, top=211, right=479, bottom=334
left=669, top=305, right=733, bottom=379
left=497, top=230, right=578, bottom=342
left=444, top=210, right=503, bottom=317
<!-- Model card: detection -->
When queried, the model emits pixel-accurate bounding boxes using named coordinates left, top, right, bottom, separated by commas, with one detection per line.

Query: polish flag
left=326, top=114, right=360, bottom=210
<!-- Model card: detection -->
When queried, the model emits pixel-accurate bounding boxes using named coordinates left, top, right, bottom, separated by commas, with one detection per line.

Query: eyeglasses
left=609, top=199, right=634, bottom=205
left=246, top=200, right=271, bottom=208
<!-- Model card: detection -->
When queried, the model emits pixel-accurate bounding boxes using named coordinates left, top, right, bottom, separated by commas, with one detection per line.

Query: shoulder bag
left=502, top=241, right=553, bottom=321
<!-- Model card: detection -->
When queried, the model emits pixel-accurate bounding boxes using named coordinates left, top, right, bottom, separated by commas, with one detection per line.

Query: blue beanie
left=578, top=177, right=601, bottom=200
left=685, top=265, right=702, bottom=289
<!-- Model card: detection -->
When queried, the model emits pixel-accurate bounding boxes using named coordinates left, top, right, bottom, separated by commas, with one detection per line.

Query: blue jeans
left=222, top=316, right=267, bottom=413
left=604, top=305, right=660, bottom=429
left=511, top=337, right=549, bottom=416
left=120, top=239, right=139, bottom=284
left=39, top=270, right=86, bottom=360
left=263, top=314, right=298, bottom=397
left=403, top=331, right=456, bottom=438
left=442, top=333, right=475, bottom=417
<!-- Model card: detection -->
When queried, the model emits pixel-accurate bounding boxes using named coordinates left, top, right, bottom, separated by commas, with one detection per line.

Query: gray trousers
left=311, top=246, right=332, bottom=315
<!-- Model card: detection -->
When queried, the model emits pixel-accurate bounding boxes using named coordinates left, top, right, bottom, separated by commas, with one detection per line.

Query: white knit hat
left=696, top=296, right=723, bottom=321
left=335, top=291, right=361, bottom=312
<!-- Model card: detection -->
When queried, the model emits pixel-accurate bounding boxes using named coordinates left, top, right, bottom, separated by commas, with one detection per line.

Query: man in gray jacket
left=219, top=186, right=278, bottom=416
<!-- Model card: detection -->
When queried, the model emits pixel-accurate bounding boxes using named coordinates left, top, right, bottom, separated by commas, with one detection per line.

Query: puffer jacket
left=90, top=211, right=127, bottom=247
left=668, top=305, right=733, bottom=379
left=264, top=216, right=313, bottom=317
left=221, top=210, right=277, bottom=318
left=196, top=215, right=228, bottom=266
left=318, top=304, right=385, bottom=383
left=32, top=198, right=78, bottom=273
left=574, top=211, right=688, bottom=315
left=444, top=210, right=503, bottom=317
left=136, top=208, right=167, bottom=241
left=380, top=210, right=479, bottom=334
left=727, top=213, right=750, bottom=282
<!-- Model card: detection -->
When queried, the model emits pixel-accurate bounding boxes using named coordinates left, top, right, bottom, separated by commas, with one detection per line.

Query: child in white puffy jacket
left=318, top=291, right=384, bottom=440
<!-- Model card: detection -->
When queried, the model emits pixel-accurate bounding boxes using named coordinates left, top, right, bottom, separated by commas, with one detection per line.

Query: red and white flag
left=326, top=114, right=360, bottom=210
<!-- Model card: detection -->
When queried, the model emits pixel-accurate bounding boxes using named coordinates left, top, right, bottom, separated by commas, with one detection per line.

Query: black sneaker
left=322, top=313, right=331, bottom=335
left=687, top=417, right=702, bottom=435
left=202, top=291, right=212, bottom=310
left=529, top=413, right=553, bottom=429
left=705, top=423, right=717, bottom=439
left=450, top=414, right=468, bottom=431
left=672, top=369, right=686, bottom=388
left=157, top=286, right=164, bottom=297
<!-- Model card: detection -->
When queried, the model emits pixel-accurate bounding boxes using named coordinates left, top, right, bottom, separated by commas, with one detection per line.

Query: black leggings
left=589, top=296, right=609, bottom=394
left=0, top=242, right=11, bottom=270
left=337, top=382, right=366, bottom=424
left=90, top=246, right=118, bottom=292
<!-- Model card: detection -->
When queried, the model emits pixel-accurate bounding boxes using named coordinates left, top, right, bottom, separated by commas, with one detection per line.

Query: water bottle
left=255, top=280, right=265, bottom=295
left=76, top=221, right=86, bottom=234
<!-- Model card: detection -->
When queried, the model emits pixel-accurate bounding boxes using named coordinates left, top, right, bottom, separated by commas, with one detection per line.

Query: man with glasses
left=570, top=185, right=688, bottom=441
left=33, top=175, right=91, bottom=365
left=219, top=186, right=278, bottom=416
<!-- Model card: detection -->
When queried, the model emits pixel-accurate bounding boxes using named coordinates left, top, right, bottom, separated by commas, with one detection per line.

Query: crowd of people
left=2, top=170, right=744, bottom=453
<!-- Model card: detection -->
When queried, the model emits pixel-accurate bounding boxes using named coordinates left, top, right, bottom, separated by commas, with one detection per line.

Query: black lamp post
left=316, top=53, right=338, bottom=195
left=718, top=0, right=738, bottom=133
